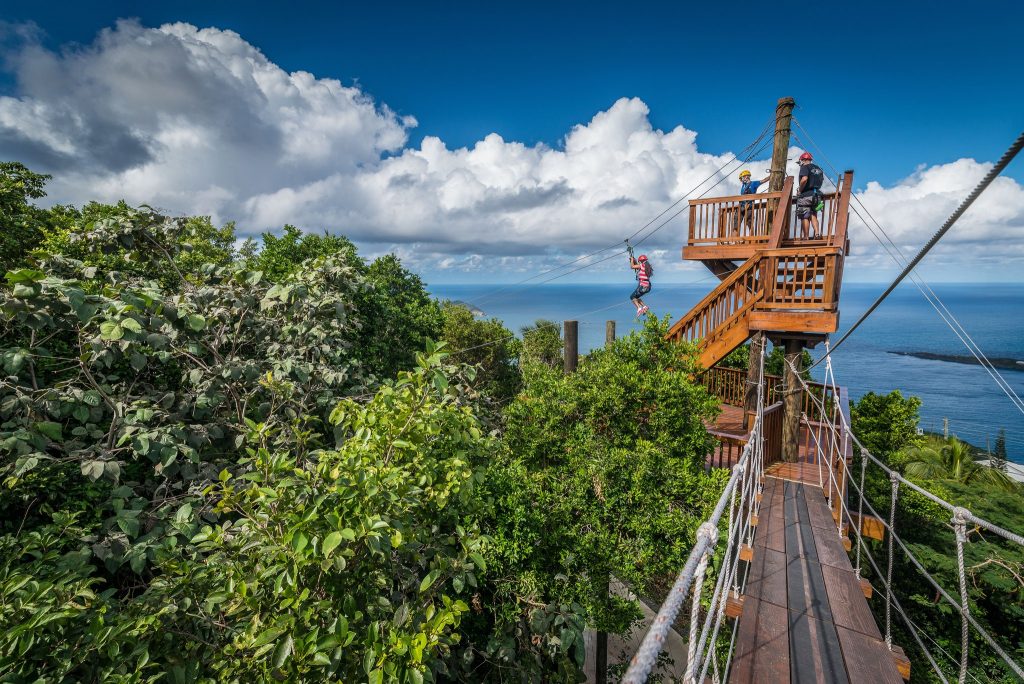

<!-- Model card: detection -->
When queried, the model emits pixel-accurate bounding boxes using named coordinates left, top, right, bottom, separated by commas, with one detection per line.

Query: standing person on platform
left=796, top=152, right=825, bottom=238
left=737, top=169, right=770, bottom=235
left=629, top=254, right=652, bottom=317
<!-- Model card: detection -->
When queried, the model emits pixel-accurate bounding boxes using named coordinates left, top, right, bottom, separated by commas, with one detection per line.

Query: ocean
left=427, top=282, right=1024, bottom=464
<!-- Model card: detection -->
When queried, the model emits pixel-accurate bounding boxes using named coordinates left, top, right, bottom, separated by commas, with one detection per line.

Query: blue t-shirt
left=740, top=180, right=762, bottom=195
left=740, top=179, right=761, bottom=207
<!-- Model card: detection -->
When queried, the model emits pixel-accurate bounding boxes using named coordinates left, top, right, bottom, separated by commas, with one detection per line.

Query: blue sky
left=1, top=1, right=1022, bottom=282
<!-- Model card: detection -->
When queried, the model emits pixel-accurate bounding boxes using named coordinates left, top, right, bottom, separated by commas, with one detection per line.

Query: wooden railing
left=701, top=366, right=780, bottom=408
left=667, top=246, right=843, bottom=354
left=703, top=400, right=784, bottom=472
left=684, top=176, right=795, bottom=250
left=666, top=253, right=765, bottom=345
left=762, top=401, right=784, bottom=468
left=798, top=386, right=853, bottom=520
left=760, top=248, right=843, bottom=310
left=701, top=365, right=837, bottom=422
left=687, top=189, right=785, bottom=247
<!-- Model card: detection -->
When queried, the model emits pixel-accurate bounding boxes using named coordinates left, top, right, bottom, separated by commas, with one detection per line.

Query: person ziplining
left=625, top=241, right=653, bottom=317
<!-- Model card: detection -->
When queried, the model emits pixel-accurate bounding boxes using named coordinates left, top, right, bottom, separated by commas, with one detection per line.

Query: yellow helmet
left=739, top=169, right=752, bottom=178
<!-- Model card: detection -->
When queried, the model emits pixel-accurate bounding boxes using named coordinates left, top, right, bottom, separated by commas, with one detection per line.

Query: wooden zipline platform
left=728, top=476, right=906, bottom=683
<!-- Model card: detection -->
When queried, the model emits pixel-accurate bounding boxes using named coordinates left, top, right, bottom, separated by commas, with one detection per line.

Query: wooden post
left=605, top=320, right=616, bottom=348
left=743, top=334, right=766, bottom=429
left=769, top=97, right=795, bottom=192
left=782, top=338, right=803, bottom=462
left=744, top=97, right=795, bottom=425
left=564, top=320, right=578, bottom=374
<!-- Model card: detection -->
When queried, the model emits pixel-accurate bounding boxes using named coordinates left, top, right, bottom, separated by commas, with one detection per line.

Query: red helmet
left=638, top=254, right=648, bottom=262
left=798, top=152, right=813, bottom=161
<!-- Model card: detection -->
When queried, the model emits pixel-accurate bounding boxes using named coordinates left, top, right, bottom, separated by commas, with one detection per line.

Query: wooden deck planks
left=820, top=563, right=884, bottom=639
left=729, top=597, right=790, bottom=684
left=835, top=626, right=905, bottom=684
left=729, top=477, right=904, bottom=684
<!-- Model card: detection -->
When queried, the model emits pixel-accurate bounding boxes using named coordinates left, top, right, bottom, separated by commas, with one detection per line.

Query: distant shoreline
left=889, top=351, right=1024, bottom=372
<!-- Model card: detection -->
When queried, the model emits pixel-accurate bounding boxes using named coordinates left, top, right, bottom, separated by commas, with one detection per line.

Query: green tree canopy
left=439, top=302, right=520, bottom=403
left=467, top=317, right=723, bottom=679
left=242, top=224, right=361, bottom=281
left=0, top=162, right=52, bottom=272
left=851, top=390, right=923, bottom=462
left=36, top=201, right=237, bottom=290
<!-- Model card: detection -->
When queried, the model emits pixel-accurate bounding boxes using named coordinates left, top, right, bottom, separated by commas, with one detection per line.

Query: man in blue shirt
left=737, top=169, right=769, bottom=235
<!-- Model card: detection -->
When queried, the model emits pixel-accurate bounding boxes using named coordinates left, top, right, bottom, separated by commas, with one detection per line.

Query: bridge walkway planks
left=728, top=476, right=904, bottom=684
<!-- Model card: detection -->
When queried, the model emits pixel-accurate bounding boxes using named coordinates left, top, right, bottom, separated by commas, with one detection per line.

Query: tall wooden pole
left=769, top=97, right=795, bottom=193
left=782, top=339, right=803, bottom=462
left=744, top=98, right=795, bottom=427
left=605, top=320, right=616, bottom=348
left=564, top=321, right=578, bottom=374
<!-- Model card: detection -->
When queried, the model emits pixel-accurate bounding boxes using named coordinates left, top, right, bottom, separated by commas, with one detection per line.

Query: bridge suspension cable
left=465, top=117, right=776, bottom=306
left=623, top=344, right=768, bottom=684
left=802, top=127, right=1024, bottom=373
left=788, top=356, right=1024, bottom=683
left=792, top=119, right=1024, bottom=416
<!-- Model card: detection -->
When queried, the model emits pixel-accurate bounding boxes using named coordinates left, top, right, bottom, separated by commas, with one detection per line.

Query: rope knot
left=952, top=506, right=971, bottom=542
left=859, top=446, right=869, bottom=460
left=697, top=521, right=719, bottom=546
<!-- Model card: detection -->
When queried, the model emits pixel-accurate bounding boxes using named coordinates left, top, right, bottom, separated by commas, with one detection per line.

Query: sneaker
left=639, top=305, right=650, bottom=315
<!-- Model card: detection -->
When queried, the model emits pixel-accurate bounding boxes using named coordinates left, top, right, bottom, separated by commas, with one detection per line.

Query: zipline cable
left=465, top=117, right=776, bottom=305
left=791, top=122, right=1024, bottom=416
left=805, top=128, right=1024, bottom=370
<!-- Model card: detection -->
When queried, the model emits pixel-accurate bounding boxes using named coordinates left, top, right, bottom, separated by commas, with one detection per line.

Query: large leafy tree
left=359, top=255, right=444, bottom=380
left=439, top=302, right=521, bottom=403
left=462, top=317, right=723, bottom=681
left=519, top=319, right=563, bottom=374
left=0, top=207, right=496, bottom=681
left=851, top=390, right=924, bottom=462
left=36, top=201, right=237, bottom=290
left=241, top=224, right=361, bottom=281
left=0, top=162, right=52, bottom=273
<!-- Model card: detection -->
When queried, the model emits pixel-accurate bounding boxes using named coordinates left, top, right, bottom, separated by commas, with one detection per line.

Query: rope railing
left=790, top=358, right=1024, bottom=683
left=623, top=346, right=766, bottom=684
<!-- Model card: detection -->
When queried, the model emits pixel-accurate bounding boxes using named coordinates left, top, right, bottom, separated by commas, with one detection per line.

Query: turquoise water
left=427, top=282, right=1024, bottom=464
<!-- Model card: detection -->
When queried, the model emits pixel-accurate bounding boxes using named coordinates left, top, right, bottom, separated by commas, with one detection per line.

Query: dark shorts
left=796, top=192, right=817, bottom=220
left=632, top=283, right=651, bottom=300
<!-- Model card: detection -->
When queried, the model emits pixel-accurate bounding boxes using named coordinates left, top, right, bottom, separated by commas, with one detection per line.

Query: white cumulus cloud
left=1, top=20, right=1022, bottom=281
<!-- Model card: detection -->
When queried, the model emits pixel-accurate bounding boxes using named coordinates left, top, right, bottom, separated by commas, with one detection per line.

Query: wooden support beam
left=748, top=310, right=839, bottom=333
left=890, top=644, right=911, bottom=681
left=849, top=512, right=886, bottom=541
left=725, top=591, right=745, bottom=619
left=782, top=338, right=803, bottom=462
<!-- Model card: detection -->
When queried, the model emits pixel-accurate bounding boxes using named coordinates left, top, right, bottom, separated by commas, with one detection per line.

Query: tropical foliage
left=0, top=163, right=724, bottom=682
left=902, top=435, right=1017, bottom=491
left=852, top=393, right=1023, bottom=683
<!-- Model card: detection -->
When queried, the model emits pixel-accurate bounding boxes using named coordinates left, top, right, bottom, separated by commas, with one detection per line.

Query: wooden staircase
left=667, top=172, right=853, bottom=367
